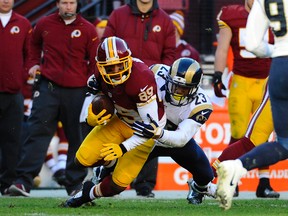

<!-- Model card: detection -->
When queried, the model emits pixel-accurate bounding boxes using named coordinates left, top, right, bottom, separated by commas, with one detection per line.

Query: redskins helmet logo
left=152, top=25, right=161, bottom=33
left=10, top=26, right=20, bottom=34
left=71, top=29, right=81, bottom=38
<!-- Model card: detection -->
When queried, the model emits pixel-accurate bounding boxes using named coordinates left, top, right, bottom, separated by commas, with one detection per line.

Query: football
left=91, top=93, right=115, bottom=116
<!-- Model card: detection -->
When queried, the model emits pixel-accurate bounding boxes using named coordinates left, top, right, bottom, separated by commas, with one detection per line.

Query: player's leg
left=226, top=75, right=255, bottom=196
left=239, top=58, right=288, bottom=169
left=228, top=75, right=253, bottom=144
left=149, top=139, right=215, bottom=204
left=65, top=139, right=155, bottom=207
left=215, top=77, right=278, bottom=197
left=216, top=58, right=288, bottom=210
left=64, top=117, right=155, bottom=207
left=75, top=116, right=126, bottom=167
left=248, top=79, right=278, bottom=197
left=212, top=137, right=255, bottom=176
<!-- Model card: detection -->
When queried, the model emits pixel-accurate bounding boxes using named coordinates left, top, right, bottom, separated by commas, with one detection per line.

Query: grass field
left=0, top=197, right=287, bottom=216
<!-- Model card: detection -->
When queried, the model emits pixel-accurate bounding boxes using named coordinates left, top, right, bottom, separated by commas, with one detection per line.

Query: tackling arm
left=122, top=96, right=164, bottom=151
left=157, top=119, right=201, bottom=148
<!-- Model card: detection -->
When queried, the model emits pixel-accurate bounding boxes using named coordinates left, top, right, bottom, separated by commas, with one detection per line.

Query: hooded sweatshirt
left=103, top=0, right=176, bottom=67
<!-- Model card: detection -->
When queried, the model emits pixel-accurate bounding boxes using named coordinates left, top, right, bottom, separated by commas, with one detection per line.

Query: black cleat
left=136, top=187, right=155, bottom=198
left=256, top=178, right=280, bottom=198
left=53, top=169, right=67, bottom=186
left=256, top=187, right=280, bottom=198
left=64, top=181, right=94, bottom=208
left=187, top=179, right=204, bottom=205
left=187, top=179, right=216, bottom=205
left=187, top=190, right=204, bottom=205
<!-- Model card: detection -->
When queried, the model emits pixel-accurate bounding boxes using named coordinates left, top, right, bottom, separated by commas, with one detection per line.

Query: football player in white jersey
left=93, top=58, right=217, bottom=204
left=216, top=0, right=288, bottom=210
left=132, top=57, right=216, bottom=204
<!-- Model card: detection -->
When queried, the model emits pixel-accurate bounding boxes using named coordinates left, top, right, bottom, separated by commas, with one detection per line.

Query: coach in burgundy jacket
left=9, top=0, right=99, bottom=197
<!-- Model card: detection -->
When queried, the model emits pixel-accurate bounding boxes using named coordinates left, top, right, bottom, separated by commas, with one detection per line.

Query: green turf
left=0, top=197, right=287, bottom=216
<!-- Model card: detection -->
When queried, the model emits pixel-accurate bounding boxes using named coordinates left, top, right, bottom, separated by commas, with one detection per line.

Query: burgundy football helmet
left=96, top=36, right=132, bottom=86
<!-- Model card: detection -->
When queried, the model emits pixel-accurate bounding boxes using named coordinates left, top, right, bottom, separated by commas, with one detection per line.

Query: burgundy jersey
left=217, top=5, right=273, bottom=78
left=99, top=59, right=165, bottom=125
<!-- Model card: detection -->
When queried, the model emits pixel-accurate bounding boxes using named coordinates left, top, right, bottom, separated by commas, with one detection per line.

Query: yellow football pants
left=76, top=115, right=155, bottom=188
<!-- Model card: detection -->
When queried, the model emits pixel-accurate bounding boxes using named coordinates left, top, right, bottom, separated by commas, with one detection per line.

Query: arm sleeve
left=23, top=25, right=33, bottom=72
left=245, top=1, right=273, bottom=57
left=30, top=21, right=44, bottom=66
left=122, top=96, right=162, bottom=151
left=157, top=119, right=201, bottom=148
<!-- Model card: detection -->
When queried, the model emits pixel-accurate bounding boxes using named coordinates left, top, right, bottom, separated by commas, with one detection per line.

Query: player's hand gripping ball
left=86, top=93, right=115, bottom=126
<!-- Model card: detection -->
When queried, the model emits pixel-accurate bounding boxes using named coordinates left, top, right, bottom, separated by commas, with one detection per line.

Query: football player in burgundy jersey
left=213, top=0, right=278, bottom=198
left=212, top=78, right=280, bottom=197
left=64, top=36, right=166, bottom=207
left=216, top=0, right=288, bottom=210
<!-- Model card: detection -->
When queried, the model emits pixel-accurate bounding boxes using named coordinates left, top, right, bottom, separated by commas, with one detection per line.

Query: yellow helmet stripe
left=107, top=37, right=114, bottom=58
left=185, top=64, right=198, bottom=83
left=170, top=60, right=179, bottom=77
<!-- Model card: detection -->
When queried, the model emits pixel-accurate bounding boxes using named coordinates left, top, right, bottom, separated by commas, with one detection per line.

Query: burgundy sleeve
left=23, top=23, right=33, bottom=74
left=30, top=21, right=44, bottom=66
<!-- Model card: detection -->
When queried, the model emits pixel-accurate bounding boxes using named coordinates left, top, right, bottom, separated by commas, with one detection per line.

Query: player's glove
left=132, top=114, right=163, bottom=139
left=87, top=74, right=100, bottom=95
left=100, top=143, right=127, bottom=161
left=86, top=103, right=112, bottom=126
left=212, top=71, right=226, bottom=98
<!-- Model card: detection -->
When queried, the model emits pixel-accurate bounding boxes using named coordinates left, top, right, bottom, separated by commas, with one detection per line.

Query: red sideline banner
left=155, top=102, right=288, bottom=191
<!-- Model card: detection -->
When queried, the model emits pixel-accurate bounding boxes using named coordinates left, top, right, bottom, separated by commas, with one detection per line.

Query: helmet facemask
left=96, top=36, right=133, bottom=86
left=97, top=56, right=132, bottom=86
left=166, top=75, right=199, bottom=106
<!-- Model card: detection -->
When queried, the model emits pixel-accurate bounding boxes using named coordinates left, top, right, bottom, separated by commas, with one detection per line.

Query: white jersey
left=151, top=64, right=213, bottom=148
left=246, top=0, right=288, bottom=57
